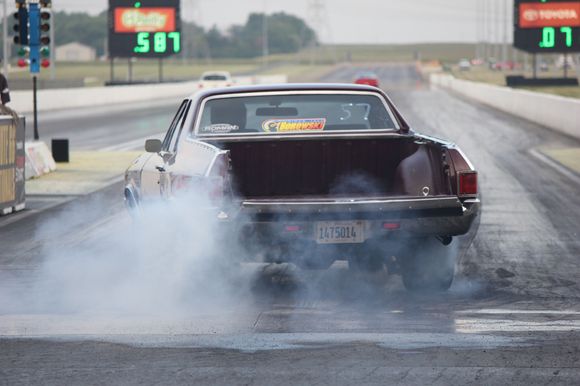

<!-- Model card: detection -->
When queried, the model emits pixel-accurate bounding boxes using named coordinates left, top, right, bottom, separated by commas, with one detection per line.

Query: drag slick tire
left=400, top=237, right=455, bottom=292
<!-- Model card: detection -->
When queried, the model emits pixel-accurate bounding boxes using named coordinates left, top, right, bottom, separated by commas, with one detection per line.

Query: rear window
left=202, top=75, right=228, bottom=81
left=356, top=72, right=377, bottom=79
left=196, top=93, right=398, bottom=135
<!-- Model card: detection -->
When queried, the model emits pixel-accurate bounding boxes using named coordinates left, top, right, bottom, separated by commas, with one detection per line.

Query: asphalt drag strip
left=2, top=64, right=580, bottom=385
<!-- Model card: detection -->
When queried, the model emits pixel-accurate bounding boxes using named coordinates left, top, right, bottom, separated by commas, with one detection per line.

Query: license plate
left=315, top=221, right=365, bottom=244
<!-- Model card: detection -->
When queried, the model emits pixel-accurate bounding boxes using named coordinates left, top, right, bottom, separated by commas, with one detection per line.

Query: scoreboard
left=514, top=0, right=580, bottom=53
left=108, top=0, right=181, bottom=58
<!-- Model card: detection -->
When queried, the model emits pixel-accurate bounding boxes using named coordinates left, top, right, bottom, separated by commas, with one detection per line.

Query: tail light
left=285, top=225, right=301, bottom=232
left=382, top=222, right=400, bottom=230
left=458, top=171, right=478, bottom=196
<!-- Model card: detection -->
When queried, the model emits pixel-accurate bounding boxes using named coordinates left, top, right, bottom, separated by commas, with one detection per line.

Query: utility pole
left=306, top=0, right=334, bottom=64
left=489, top=0, right=495, bottom=60
left=475, top=0, right=480, bottom=59
left=494, top=0, right=500, bottom=60
left=262, top=0, right=268, bottom=68
left=502, top=0, right=508, bottom=64
left=477, top=0, right=485, bottom=60
left=49, top=0, right=54, bottom=79
left=483, top=0, right=488, bottom=61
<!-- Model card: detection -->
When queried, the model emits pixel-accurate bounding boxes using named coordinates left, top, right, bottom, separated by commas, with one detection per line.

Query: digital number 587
left=134, top=32, right=181, bottom=54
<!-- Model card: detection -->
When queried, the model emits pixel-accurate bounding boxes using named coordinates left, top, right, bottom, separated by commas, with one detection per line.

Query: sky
left=52, top=0, right=513, bottom=44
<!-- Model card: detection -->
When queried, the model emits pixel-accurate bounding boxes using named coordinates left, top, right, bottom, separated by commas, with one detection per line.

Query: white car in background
left=458, top=59, right=471, bottom=71
left=198, top=71, right=234, bottom=89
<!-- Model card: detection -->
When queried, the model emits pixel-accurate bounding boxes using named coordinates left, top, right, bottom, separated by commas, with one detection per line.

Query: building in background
left=55, top=42, right=97, bottom=62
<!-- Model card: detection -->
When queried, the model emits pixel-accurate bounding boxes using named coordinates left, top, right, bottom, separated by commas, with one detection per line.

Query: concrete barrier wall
left=430, top=73, right=580, bottom=140
left=9, top=75, right=289, bottom=114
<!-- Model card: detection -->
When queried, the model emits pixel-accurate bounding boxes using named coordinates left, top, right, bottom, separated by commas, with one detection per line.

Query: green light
left=40, top=47, right=50, bottom=57
left=560, top=27, right=573, bottom=47
left=134, top=2, right=141, bottom=8
left=539, top=27, right=555, bottom=48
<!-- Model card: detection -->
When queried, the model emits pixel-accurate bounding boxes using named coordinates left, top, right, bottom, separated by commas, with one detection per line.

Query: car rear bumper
left=228, top=196, right=480, bottom=238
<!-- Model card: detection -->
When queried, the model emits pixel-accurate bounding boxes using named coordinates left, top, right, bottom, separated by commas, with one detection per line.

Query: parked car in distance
left=353, top=71, right=380, bottom=88
left=470, top=58, right=484, bottom=66
left=491, top=61, right=518, bottom=71
left=199, top=71, right=234, bottom=89
left=458, top=59, right=471, bottom=71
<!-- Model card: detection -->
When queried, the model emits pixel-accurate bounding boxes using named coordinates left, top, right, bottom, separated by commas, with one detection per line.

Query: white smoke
left=0, top=187, right=252, bottom=318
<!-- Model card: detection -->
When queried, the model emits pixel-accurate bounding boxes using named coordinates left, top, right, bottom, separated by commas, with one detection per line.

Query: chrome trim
left=243, top=196, right=460, bottom=206
left=241, top=196, right=464, bottom=215
left=198, top=131, right=410, bottom=142
left=453, top=145, right=476, bottom=171
left=191, top=90, right=401, bottom=138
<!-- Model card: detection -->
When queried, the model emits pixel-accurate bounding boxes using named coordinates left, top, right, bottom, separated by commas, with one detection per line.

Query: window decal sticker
left=262, top=118, right=326, bottom=133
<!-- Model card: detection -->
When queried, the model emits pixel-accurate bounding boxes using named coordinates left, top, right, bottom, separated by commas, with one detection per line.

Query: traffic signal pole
left=32, top=74, right=38, bottom=139
left=3, top=0, right=8, bottom=76
left=12, top=1, right=51, bottom=140
left=28, top=1, right=39, bottom=139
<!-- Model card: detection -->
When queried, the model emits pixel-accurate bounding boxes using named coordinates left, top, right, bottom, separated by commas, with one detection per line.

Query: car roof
left=201, top=71, right=231, bottom=77
left=186, top=83, right=410, bottom=133
left=188, top=83, right=383, bottom=100
left=354, top=71, right=378, bottom=78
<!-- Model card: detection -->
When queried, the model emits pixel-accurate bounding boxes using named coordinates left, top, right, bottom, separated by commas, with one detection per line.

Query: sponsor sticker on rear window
left=201, top=124, right=239, bottom=134
left=262, top=118, right=326, bottom=133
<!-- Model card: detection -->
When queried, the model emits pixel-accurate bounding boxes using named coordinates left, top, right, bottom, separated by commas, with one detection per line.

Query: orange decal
left=263, top=119, right=326, bottom=133
left=520, top=2, right=580, bottom=28
left=114, top=8, right=176, bottom=33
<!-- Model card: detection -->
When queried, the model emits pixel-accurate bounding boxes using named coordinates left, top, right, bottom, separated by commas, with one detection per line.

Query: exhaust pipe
left=436, top=236, right=453, bottom=246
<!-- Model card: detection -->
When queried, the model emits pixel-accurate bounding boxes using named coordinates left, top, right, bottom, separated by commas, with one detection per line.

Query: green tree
left=54, top=11, right=108, bottom=57
left=207, top=12, right=317, bottom=58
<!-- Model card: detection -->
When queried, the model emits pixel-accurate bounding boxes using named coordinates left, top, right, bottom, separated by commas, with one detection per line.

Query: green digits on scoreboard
left=133, top=32, right=181, bottom=54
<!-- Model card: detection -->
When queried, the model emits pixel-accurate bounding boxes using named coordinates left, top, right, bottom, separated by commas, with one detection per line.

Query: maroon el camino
left=125, top=84, right=480, bottom=291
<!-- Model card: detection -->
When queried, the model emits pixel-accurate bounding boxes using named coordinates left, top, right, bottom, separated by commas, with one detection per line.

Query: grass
left=261, top=63, right=337, bottom=82
left=8, top=60, right=264, bottom=86
left=9, top=42, right=578, bottom=99
left=7, top=43, right=481, bottom=87
left=329, top=43, right=478, bottom=64
left=449, top=66, right=580, bottom=99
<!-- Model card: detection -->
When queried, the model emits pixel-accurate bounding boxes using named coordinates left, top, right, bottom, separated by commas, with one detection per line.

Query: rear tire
left=400, top=237, right=456, bottom=292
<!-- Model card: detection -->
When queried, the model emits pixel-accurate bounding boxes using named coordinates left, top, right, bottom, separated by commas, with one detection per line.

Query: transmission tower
left=183, top=0, right=212, bottom=64
left=306, top=0, right=336, bottom=64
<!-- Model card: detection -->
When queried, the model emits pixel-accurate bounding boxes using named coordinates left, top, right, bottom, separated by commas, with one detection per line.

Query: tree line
left=35, top=11, right=317, bottom=59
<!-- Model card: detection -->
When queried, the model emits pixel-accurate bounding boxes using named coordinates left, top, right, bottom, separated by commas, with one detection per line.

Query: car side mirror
left=145, top=139, right=162, bottom=153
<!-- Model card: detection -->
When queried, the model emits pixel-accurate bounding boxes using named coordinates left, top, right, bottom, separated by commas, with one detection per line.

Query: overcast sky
left=53, top=0, right=513, bottom=44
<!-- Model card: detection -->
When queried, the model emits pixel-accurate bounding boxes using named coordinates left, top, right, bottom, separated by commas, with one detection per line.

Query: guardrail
left=430, top=73, right=580, bottom=141
left=0, top=115, right=25, bottom=216
left=10, top=75, right=289, bottom=114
